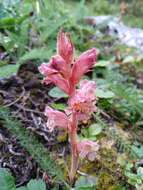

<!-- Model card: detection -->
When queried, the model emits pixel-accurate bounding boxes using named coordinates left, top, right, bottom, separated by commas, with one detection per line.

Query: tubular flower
left=39, top=55, right=70, bottom=78
left=39, top=56, right=70, bottom=94
left=45, top=106, right=68, bottom=132
left=70, top=48, right=96, bottom=85
left=57, top=30, right=74, bottom=64
left=67, top=80, right=96, bottom=121
left=39, top=31, right=96, bottom=95
left=77, top=140, right=99, bottom=159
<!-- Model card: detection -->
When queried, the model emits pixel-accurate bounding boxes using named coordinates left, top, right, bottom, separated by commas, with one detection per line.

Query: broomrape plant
left=39, top=30, right=99, bottom=183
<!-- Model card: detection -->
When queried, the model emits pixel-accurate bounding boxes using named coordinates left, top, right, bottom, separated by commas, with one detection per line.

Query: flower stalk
left=68, top=112, right=78, bottom=183
left=39, top=30, right=99, bottom=184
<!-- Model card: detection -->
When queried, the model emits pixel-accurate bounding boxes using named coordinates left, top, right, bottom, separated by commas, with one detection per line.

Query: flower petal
left=68, top=80, right=96, bottom=121
left=57, top=30, right=74, bottom=64
left=49, top=74, right=70, bottom=95
left=51, top=55, right=71, bottom=79
left=70, top=48, right=96, bottom=85
left=79, top=80, right=96, bottom=100
left=39, top=56, right=71, bottom=94
left=45, top=106, right=68, bottom=131
left=43, top=76, right=69, bottom=95
left=38, top=62, right=57, bottom=76
left=77, top=140, right=99, bottom=159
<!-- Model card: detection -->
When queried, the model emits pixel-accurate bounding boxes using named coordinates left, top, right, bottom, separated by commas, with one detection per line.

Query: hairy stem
left=69, top=112, right=78, bottom=184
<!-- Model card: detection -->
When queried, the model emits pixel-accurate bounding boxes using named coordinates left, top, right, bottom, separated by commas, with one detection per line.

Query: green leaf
left=88, top=124, right=102, bottom=136
left=41, top=18, right=66, bottom=42
left=51, top=103, right=65, bottom=110
left=131, top=145, right=143, bottom=158
left=75, top=176, right=96, bottom=190
left=0, top=168, right=16, bottom=190
left=16, top=187, right=27, bottom=190
left=96, top=88, right=115, bottom=98
left=48, top=87, right=68, bottom=98
left=0, top=169, right=45, bottom=190
left=27, top=179, right=46, bottom=190
left=123, top=55, right=135, bottom=63
left=0, top=60, right=8, bottom=67
left=137, top=167, right=143, bottom=178
left=126, top=163, right=133, bottom=171
left=94, top=60, right=110, bottom=67
left=16, top=179, right=46, bottom=190
left=123, top=55, right=143, bottom=64
left=18, top=48, right=53, bottom=64
left=0, top=64, right=19, bottom=78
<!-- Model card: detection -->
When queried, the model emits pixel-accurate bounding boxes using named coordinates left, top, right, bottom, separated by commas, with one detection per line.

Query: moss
left=98, top=148, right=121, bottom=173
left=78, top=147, right=122, bottom=177
left=79, top=160, right=98, bottom=175
left=56, top=129, right=67, bottom=143
left=96, top=172, right=121, bottom=190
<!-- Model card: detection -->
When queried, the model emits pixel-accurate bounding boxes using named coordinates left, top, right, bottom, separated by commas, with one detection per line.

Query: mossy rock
left=78, top=147, right=123, bottom=179
left=96, top=172, right=121, bottom=190
left=98, top=148, right=122, bottom=174
left=78, top=158, right=101, bottom=175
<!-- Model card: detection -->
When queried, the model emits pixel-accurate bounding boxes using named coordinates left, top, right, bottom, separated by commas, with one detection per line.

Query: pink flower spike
left=49, top=74, right=70, bottom=95
left=39, top=55, right=69, bottom=79
left=39, top=63, right=58, bottom=76
left=51, top=55, right=71, bottom=79
left=39, top=57, right=70, bottom=94
left=77, top=140, right=99, bottom=159
left=45, top=106, right=68, bottom=132
left=79, top=80, right=96, bottom=100
left=57, top=30, right=74, bottom=64
left=70, top=48, right=96, bottom=85
left=68, top=80, right=96, bottom=121
left=39, top=69, right=70, bottom=94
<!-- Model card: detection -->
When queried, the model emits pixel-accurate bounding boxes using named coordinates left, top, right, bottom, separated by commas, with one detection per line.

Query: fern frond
left=94, top=112, right=139, bottom=159
left=107, top=127, right=137, bottom=159
left=0, top=107, right=63, bottom=181
left=111, top=84, right=143, bottom=115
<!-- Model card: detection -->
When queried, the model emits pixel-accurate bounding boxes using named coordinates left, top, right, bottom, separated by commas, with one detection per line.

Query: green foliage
left=18, top=48, right=53, bottom=64
left=74, top=176, right=96, bottom=190
left=22, top=179, right=46, bottom=190
left=0, top=168, right=46, bottom=190
left=96, top=88, right=115, bottom=99
left=93, top=111, right=109, bottom=129
left=93, top=112, right=140, bottom=159
left=127, top=0, right=143, bottom=17
left=51, top=103, right=66, bottom=111
left=0, top=64, right=19, bottom=77
left=123, top=15, right=143, bottom=29
left=108, top=127, right=138, bottom=159
left=88, top=124, right=102, bottom=136
left=94, top=68, right=143, bottom=125
left=0, top=107, right=63, bottom=180
left=131, top=142, right=143, bottom=158
left=80, top=123, right=103, bottom=141
left=0, top=168, right=16, bottom=190
left=111, top=84, right=143, bottom=116
left=124, top=163, right=143, bottom=189
left=48, top=87, right=68, bottom=98
left=0, top=0, right=95, bottom=75
left=90, top=0, right=118, bottom=15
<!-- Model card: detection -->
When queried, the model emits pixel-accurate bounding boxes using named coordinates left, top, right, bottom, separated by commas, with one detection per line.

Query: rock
left=85, top=15, right=143, bottom=52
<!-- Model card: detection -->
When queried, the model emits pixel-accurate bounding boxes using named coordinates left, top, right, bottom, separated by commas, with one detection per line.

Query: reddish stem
left=68, top=112, right=78, bottom=184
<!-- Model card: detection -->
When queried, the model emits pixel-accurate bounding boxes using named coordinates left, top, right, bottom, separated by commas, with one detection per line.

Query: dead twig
left=3, top=88, right=25, bottom=108
left=14, top=104, right=44, bottom=115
